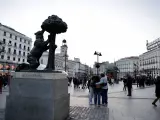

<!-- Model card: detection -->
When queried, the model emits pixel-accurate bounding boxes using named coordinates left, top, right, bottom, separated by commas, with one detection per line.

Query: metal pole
left=97, top=54, right=99, bottom=63
left=65, top=51, right=66, bottom=72
left=97, top=55, right=99, bottom=75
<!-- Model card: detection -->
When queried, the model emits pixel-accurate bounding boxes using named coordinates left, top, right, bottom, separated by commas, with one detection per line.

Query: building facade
left=116, top=56, right=139, bottom=79
left=139, top=38, right=160, bottom=78
left=40, top=42, right=89, bottom=78
left=0, top=23, right=32, bottom=73
left=93, top=61, right=109, bottom=75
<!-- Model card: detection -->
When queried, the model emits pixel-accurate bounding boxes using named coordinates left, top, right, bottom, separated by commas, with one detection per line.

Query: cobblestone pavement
left=0, top=83, right=158, bottom=120
left=0, top=109, right=4, bottom=120
left=70, top=87, right=160, bottom=120
left=0, top=106, right=109, bottom=120
left=68, top=106, right=109, bottom=120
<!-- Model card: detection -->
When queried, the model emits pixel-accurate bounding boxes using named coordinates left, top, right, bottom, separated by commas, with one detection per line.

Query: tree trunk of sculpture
left=46, top=33, right=57, bottom=70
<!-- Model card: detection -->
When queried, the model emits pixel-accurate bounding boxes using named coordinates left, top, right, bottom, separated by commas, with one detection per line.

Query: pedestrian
left=126, top=74, right=132, bottom=96
left=0, top=74, right=3, bottom=94
left=87, top=78, right=94, bottom=105
left=73, top=77, right=77, bottom=88
left=137, top=76, right=140, bottom=87
left=92, top=76, right=101, bottom=106
left=152, top=76, right=160, bottom=107
left=96, top=73, right=108, bottom=106
left=123, top=77, right=127, bottom=91
left=3, top=74, right=8, bottom=88
left=111, top=78, right=114, bottom=86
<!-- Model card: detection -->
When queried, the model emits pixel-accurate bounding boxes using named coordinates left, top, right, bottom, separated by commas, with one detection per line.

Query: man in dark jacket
left=152, top=76, right=160, bottom=107
left=92, top=76, right=101, bottom=106
left=126, top=74, right=132, bottom=96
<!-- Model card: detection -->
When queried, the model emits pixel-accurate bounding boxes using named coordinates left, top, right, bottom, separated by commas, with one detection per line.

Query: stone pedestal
left=5, top=71, right=70, bottom=120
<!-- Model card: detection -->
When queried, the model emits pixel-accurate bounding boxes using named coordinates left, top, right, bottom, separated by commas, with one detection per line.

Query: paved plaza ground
left=0, top=82, right=160, bottom=120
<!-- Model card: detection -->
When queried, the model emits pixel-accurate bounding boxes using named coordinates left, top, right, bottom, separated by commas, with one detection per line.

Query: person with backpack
left=152, top=76, right=160, bottom=107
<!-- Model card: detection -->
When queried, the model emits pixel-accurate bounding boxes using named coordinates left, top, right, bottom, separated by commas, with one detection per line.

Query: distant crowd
left=0, top=73, right=11, bottom=94
left=68, top=73, right=160, bottom=107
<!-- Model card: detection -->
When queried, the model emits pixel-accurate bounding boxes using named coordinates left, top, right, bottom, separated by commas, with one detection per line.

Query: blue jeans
left=89, top=87, right=94, bottom=103
left=101, top=89, right=108, bottom=104
left=94, top=90, right=101, bottom=105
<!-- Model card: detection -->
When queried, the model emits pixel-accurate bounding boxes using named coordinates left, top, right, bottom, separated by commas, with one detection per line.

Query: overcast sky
left=0, top=0, right=160, bottom=66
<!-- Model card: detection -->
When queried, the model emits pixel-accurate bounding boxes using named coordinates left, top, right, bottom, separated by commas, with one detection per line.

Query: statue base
left=5, top=71, right=70, bottom=120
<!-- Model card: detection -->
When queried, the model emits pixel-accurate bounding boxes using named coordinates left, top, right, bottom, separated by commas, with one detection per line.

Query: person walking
left=96, top=73, right=108, bottom=106
left=123, top=77, right=127, bottom=91
left=126, top=74, right=132, bottom=96
left=152, top=76, right=160, bottom=107
left=111, top=77, right=114, bottom=86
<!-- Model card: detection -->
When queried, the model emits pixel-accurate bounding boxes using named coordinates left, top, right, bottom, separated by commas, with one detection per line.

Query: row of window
left=140, top=59, right=157, bottom=66
left=3, top=31, right=30, bottom=44
left=1, top=55, right=25, bottom=62
left=1, top=47, right=29, bottom=56
left=7, top=48, right=29, bottom=56
left=140, top=62, right=158, bottom=66
left=3, top=39, right=30, bottom=51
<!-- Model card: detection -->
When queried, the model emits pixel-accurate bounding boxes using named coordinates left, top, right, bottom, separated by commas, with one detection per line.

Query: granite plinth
left=5, top=72, right=70, bottom=120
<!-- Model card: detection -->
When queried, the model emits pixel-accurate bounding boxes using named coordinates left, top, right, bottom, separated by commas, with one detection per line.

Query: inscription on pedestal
left=22, top=73, right=42, bottom=78
left=15, top=72, right=67, bottom=80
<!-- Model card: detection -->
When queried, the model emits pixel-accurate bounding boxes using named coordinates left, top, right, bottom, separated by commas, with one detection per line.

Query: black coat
left=91, top=76, right=101, bottom=93
left=127, top=76, right=132, bottom=88
left=155, top=80, right=160, bottom=97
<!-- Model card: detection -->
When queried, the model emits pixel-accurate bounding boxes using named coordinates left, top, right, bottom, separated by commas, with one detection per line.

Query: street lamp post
left=62, top=39, right=67, bottom=72
left=134, top=63, right=139, bottom=79
left=94, top=51, right=102, bottom=75
left=65, top=50, right=67, bottom=72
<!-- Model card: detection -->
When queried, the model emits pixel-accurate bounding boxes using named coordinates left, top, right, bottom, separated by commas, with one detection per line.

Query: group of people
left=122, top=74, right=160, bottom=106
left=87, top=73, right=108, bottom=106
left=0, top=73, right=11, bottom=94
left=136, top=75, right=155, bottom=88
left=72, top=77, right=87, bottom=89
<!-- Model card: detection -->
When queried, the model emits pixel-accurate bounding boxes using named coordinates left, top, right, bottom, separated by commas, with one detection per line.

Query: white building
left=40, top=40, right=68, bottom=71
left=116, top=56, right=139, bottom=79
left=0, top=23, right=32, bottom=72
left=74, top=58, right=88, bottom=79
left=139, top=38, right=160, bottom=78
left=67, top=59, right=76, bottom=77
left=40, top=52, right=64, bottom=71
left=40, top=41, right=89, bottom=78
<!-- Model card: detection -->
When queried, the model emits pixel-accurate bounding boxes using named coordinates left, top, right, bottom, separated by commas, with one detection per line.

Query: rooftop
left=117, top=56, right=139, bottom=61
left=0, top=23, right=31, bottom=40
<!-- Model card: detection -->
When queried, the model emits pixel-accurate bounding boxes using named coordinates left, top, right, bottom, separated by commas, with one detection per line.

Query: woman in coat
left=152, top=76, right=160, bottom=107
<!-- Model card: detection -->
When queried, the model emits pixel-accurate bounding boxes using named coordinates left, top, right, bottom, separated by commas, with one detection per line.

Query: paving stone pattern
left=69, top=106, right=109, bottom=120
left=0, top=109, right=4, bottom=120
left=0, top=106, right=109, bottom=120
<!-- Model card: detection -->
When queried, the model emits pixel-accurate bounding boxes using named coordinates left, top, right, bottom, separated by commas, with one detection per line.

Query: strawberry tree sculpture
left=41, top=15, right=68, bottom=70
